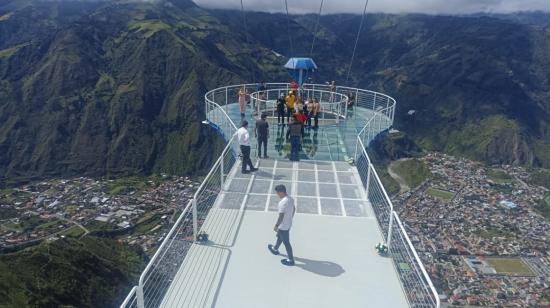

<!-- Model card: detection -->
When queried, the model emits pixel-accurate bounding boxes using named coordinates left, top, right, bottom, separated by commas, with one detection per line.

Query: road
left=56, top=214, right=90, bottom=238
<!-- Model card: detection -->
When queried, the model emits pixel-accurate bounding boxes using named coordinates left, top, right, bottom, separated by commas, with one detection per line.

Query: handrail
left=249, top=87, right=349, bottom=122
left=355, top=125, right=440, bottom=307
left=138, top=199, right=193, bottom=287
left=123, top=82, right=438, bottom=308
left=393, top=211, right=441, bottom=308
left=192, top=135, right=236, bottom=202
left=120, top=286, right=137, bottom=308
left=209, top=101, right=238, bottom=132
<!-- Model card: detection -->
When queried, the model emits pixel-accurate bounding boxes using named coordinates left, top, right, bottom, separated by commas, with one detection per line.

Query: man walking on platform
left=255, top=113, right=269, bottom=159
left=268, top=184, right=295, bottom=266
left=235, top=121, right=258, bottom=174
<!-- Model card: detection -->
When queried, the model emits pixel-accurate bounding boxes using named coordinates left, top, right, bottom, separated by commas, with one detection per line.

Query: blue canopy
left=284, top=58, right=318, bottom=70
left=284, top=58, right=317, bottom=86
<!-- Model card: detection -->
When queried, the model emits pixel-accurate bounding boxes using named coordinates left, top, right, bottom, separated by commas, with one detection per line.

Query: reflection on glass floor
left=211, top=103, right=377, bottom=161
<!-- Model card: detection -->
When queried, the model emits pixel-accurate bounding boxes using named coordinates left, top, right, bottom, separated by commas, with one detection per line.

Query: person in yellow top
left=285, top=91, right=295, bottom=123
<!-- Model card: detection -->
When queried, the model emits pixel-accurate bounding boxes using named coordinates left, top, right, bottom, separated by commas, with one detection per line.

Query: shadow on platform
left=281, top=255, right=345, bottom=277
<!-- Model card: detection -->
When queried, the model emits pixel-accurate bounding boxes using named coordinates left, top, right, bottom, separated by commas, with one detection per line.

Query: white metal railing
left=126, top=137, right=238, bottom=308
left=354, top=129, right=440, bottom=307
left=249, top=88, right=348, bottom=122
left=122, top=82, right=438, bottom=308
left=120, top=286, right=137, bottom=308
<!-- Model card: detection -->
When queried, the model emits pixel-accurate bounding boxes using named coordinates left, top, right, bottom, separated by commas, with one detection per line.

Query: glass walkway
left=120, top=83, right=439, bottom=308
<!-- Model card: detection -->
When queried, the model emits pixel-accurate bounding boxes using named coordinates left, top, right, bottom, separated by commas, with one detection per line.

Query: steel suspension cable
left=345, top=0, right=369, bottom=85
left=309, top=0, right=324, bottom=58
left=240, top=0, right=256, bottom=83
left=284, top=0, right=294, bottom=58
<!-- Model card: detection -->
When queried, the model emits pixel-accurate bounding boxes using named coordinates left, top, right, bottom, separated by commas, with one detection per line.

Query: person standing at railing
left=305, top=98, right=313, bottom=128
left=290, top=80, right=298, bottom=93
left=268, top=184, right=295, bottom=266
left=312, top=98, right=321, bottom=129
left=285, top=91, right=295, bottom=123
left=276, top=93, right=286, bottom=126
left=295, top=96, right=303, bottom=113
left=234, top=120, right=258, bottom=174
left=238, top=86, right=247, bottom=119
left=328, top=80, right=336, bottom=103
left=255, top=113, right=269, bottom=159
left=255, top=81, right=267, bottom=115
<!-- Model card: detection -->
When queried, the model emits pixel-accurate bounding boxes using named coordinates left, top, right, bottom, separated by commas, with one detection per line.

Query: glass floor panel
left=207, top=103, right=381, bottom=162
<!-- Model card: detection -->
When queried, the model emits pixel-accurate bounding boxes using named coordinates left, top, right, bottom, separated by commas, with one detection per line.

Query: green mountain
left=0, top=0, right=247, bottom=186
left=0, top=236, right=144, bottom=307
left=0, top=1, right=549, bottom=186
left=0, top=1, right=549, bottom=306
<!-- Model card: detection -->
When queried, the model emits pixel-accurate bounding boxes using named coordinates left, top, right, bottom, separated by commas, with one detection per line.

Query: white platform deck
left=160, top=160, right=409, bottom=308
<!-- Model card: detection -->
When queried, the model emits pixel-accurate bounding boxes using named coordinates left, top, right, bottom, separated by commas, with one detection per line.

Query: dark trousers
left=313, top=114, right=319, bottom=128
left=290, top=136, right=300, bottom=161
left=274, top=229, right=294, bottom=261
left=286, top=109, right=293, bottom=123
left=257, top=137, right=267, bottom=157
left=277, top=110, right=285, bottom=124
left=240, top=145, right=254, bottom=171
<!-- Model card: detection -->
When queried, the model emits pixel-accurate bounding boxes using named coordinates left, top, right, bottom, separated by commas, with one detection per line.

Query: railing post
left=354, top=138, right=361, bottom=162
left=366, top=163, right=372, bottom=193
left=387, top=211, right=394, bottom=250
left=136, top=285, right=145, bottom=308
left=220, top=155, right=225, bottom=190
left=373, top=93, right=377, bottom=110
left=192, top=198, right=198, bottom=242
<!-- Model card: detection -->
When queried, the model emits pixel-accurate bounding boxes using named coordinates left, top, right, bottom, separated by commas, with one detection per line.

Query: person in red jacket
left=290, top=80, right=298, bottom=93
left=295, top=110, right=307, bottom=137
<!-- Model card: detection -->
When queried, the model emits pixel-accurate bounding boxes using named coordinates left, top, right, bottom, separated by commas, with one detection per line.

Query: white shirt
left=235, top=127, right=250, bottom=146
left=277, top=196, right=295, bottom=231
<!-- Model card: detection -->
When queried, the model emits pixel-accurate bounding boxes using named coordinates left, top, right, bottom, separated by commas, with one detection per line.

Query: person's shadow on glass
left=280, top=255, right=345, bottom=277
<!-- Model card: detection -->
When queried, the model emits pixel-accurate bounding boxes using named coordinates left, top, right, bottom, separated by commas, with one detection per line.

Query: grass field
left=426, top=187, right=454, bottom=201
left=477, top=227, right=512, bottom=239
left=392, top=159, right=431, bottom=189
left=486, top=258, right=535, bottom=276
left=61, top=226, right=85, bottom=238
left=376, top=166, right=400, bottom=196
left=487, top=168, right=514, bottom=184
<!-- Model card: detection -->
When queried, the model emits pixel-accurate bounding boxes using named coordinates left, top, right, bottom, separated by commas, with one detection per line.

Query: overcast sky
left=193, top=0, right=550, bottom=14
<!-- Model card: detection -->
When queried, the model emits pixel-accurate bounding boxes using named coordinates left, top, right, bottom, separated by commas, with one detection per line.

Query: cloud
left=193, top=0, right=550, bottom=14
